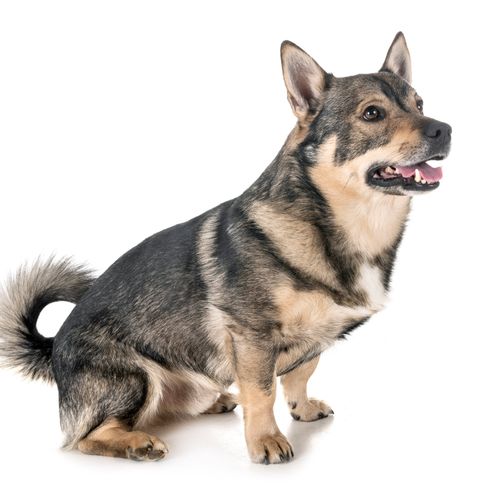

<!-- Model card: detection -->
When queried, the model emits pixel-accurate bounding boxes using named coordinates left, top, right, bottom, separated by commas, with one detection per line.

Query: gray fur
left=0, top=257, right=95, bottom=382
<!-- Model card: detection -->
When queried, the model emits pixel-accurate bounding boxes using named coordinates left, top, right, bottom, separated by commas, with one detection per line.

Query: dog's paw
left=289, top=398, right=334, bottom=422
left=203, top=392, right=237, bottom=414
left=248, top=433, right=294, bottom=464
left=126, top=433, right=169, bottom=462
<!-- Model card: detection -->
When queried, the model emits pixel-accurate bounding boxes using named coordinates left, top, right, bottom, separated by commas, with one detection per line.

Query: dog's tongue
left=398, top=162, right=443, bottom=183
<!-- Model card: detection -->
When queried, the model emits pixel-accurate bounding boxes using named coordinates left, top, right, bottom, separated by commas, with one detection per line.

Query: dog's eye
left=416, top=100, right=424, bottom=113
left=363, top=106, right=384, bottom=121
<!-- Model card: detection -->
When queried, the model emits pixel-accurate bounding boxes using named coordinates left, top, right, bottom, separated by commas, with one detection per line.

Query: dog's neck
left=244, top=127, right=411, bottom=259
left=307, top=157, right=411, bottom=258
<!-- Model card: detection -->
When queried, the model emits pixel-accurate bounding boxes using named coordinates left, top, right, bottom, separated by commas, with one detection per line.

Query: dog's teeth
left=414, top=168, right=421, bottom=183
left=385, top=166, right=394, bottom=174
left=421, top=179, right=427, bottom=184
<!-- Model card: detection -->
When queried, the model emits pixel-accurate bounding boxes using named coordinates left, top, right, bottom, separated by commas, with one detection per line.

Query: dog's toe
left=203, top=392, right=238, bottom=414
left=248, top=433, right=294, bottom=464
left=290, top=399, right=334, bottom=422
left=126, top=435, right=168, bottom=462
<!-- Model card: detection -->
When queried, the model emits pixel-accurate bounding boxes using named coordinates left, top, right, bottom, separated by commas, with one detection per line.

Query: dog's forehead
left=330, top=72, right=415, bottom=103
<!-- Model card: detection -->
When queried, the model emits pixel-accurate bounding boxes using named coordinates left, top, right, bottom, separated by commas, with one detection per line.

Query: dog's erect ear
left=380, top=32, right=412, bottom=84
left=281, top=41, right=327, bottom=120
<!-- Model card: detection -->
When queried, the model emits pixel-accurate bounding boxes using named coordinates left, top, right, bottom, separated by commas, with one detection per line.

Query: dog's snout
left=423, top=120, right=452, bottom=142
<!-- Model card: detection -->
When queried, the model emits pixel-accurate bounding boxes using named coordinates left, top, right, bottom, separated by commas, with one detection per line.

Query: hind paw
left=126, top=434, right=168, bottom=462
left=78, top=420, right=169, bottom=462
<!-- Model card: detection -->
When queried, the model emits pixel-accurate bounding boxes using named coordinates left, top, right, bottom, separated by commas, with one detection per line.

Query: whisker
left=343, top=173, right=354, bottom=190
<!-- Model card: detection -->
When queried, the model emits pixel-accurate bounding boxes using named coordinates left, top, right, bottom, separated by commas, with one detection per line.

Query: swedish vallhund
left=0, top=32, right=451, bottom=464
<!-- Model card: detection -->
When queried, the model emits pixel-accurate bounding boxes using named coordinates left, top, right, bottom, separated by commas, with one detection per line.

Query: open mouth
left=367, top=157, right=444, bottom=192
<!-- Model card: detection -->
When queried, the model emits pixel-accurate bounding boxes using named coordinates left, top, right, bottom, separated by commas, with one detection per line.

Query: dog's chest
left=276, top=263, right=387, bottom=341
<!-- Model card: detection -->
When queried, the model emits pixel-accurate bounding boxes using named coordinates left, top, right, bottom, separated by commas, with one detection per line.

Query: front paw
left=248, top=433, right=294, bottom=464
left=202, top=392, right=237, bottom=414
left=289, top=399, right=334, bottom=422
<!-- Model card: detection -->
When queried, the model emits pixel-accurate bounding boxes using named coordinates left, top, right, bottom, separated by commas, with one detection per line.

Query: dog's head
left=281, top=33, right=451, bottom=196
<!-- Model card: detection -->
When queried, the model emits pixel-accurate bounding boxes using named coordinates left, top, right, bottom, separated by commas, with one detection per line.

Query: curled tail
left=0, top=257, right=95, bottom=383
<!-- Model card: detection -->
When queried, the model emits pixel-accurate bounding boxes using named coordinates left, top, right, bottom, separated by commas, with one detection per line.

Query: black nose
left=423, top=120, right=452, bottom=142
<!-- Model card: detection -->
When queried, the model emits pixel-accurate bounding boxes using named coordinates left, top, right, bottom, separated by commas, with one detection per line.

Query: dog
left=0, top=32, right=451, bottom=464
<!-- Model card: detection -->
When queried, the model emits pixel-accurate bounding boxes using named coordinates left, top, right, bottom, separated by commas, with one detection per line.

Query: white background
left=0, top=1, right=488, bottom=488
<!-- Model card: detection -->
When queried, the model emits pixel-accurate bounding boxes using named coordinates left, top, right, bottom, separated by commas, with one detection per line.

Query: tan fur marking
left=281, top=356, right=333, bottom=422
left=239, top=380, right=293, bottom=463
left=249, top=201, right=340, bottom=287
left=77, top=418, right=168, bottom=461
left=274, top=282, right=373, bottom=342
left=240, top=381, right=278, bottom=437
left=203, top=305, right=235, bottom=382
left=275, top=285, right=337, bottom=336
left=391, top=124, right=423, bottom=154
left=202, top=392, right=237, bottom=414
left=281, top=356, right=319, bottom=404
left=196, top=215, right=235, bottom=382
left=310, top=135, right=410, bottom=256
left=276, top=342, right=319, bottom=376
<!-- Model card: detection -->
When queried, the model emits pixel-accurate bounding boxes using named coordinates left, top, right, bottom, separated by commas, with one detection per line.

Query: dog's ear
left=380, top=32, right=412, bottom=84
left=281, top=41, right=327, bottom=120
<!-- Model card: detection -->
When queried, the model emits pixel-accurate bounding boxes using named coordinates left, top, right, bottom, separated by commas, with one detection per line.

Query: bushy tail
left=0, top=257, right=95, bottom=383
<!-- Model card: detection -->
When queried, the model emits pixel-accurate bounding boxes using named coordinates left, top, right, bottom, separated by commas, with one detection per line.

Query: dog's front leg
left=232, top=336, right=294, bottom=464
left=281, top=356, right=334, bottom=421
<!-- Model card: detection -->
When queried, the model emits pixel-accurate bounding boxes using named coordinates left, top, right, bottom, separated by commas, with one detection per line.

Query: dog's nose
left=423, top=120, right=452, bottom=142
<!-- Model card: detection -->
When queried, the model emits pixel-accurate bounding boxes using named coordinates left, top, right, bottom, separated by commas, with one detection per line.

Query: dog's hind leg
left=56, top=357, right=168, bottom=461
left=202, top=392, right=237, bottom=414
left=77, top=418, right=168, bottom=461
left=280, top=355, right=334, bottom=422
